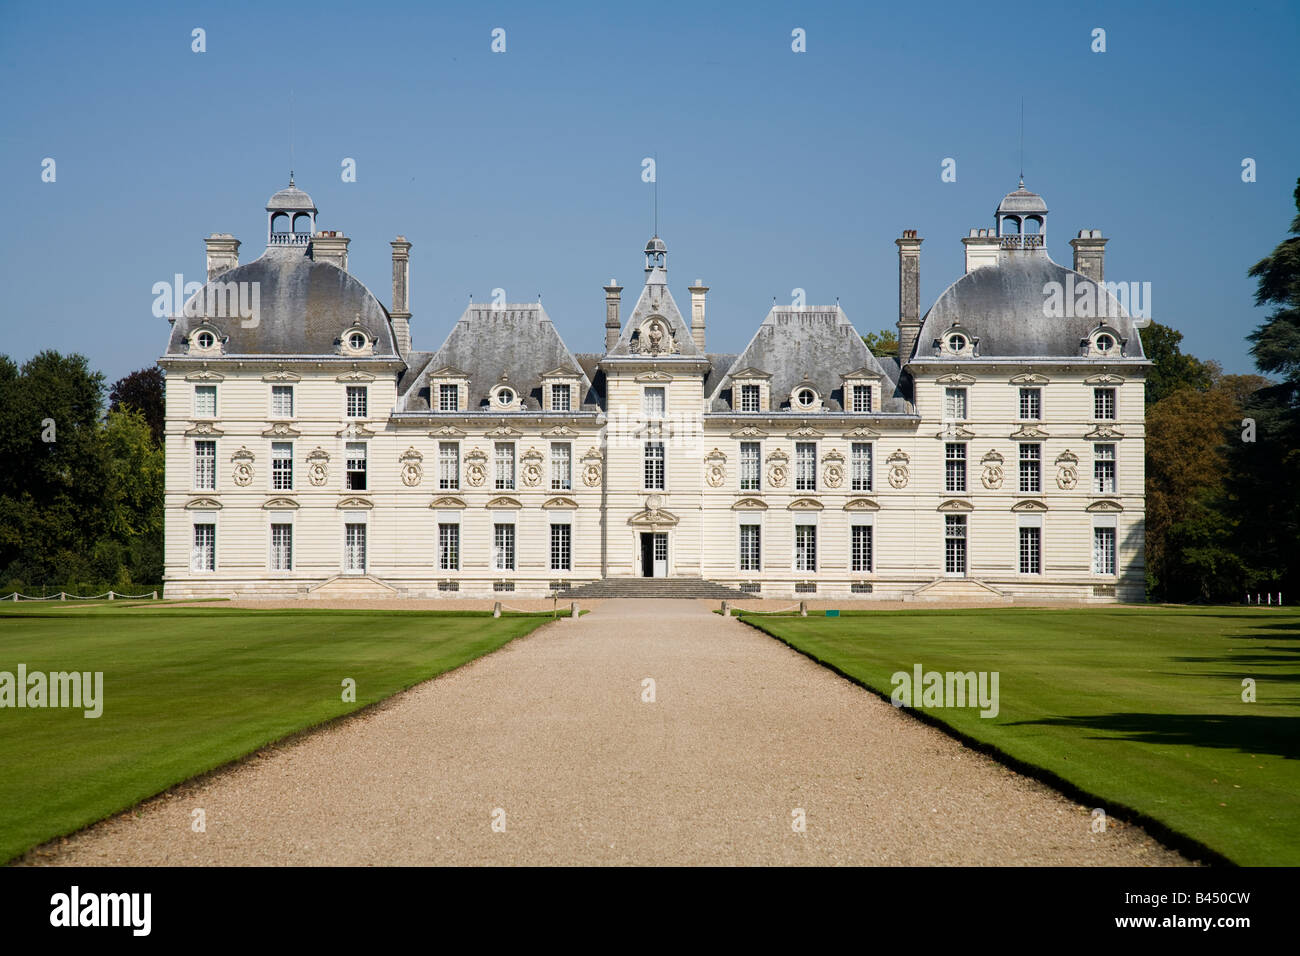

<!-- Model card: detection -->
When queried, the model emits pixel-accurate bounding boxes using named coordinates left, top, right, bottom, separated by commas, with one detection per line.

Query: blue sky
left=1, top=0, right=1296, bottom=384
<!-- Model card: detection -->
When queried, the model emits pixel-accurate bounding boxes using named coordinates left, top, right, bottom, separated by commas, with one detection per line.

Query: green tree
left=861, top=329, right=899, bottom=358
left=1139, top=322, right=1213, bottom=404
left=109, top=366, right=165, bottom=445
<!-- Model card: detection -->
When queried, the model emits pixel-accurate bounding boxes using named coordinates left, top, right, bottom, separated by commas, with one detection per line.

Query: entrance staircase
left=904, top=577, right=1010, bottom=603
left=557, top=577, right=752, bottom=600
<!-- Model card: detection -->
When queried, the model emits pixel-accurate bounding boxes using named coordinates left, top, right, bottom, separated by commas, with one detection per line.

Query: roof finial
left=289, top=170, right=295, bottom=187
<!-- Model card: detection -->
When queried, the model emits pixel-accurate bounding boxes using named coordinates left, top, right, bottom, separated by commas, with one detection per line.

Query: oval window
left=947, top=333, right=967, bottom=352
left=196, top=331, right=215, bottom=349
left=798, top=389, right=815, bottom=407
left=348, top=332, right=367, bottom=350
left=1095, top=334, right=1114, bottom=353
left=498, top=389, right=514, bottom=406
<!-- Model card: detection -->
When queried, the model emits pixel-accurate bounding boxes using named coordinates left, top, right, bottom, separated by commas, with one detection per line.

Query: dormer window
left=340, top=325, right=374, bottom=355
left=1085, top=325, right=1125, bottom=358
left=490, top=380, right=521, bottom=411
left=196, top=331, right=215, bottom=349
left=348, top=332, right=367, bottom=350
left=189, top=325, right=223, bottom=355
left=498, top=388, right=514, bottom=406
left=797, top=388, right=816, bottom=408
left=947, top=333, right=967, bottom=353
left=740, top=384, right=760, bottom=412
left=439, top=384, right=460, bottom=412
left=1095, top=333, right=1114, bottom=353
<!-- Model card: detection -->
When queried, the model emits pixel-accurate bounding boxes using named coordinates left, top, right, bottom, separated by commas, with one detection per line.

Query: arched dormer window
left=939, top=324, right=977, bottom=357
left=1084, top=324, right=1125, bottom=358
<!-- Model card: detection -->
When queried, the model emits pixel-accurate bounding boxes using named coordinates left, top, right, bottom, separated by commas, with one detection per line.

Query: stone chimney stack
left=895, top=230, right=923, bottom=365
left=962, top=228, right=1001, bottom=273
left=688, top=279, right=709, bottom=350
left=1070, top=229, right=1108, bottom=283
left=205, top=234, right=240, bottom=281
left=390, top=237, right=413, bottom=354
left=310, top=231, right=350, bottom=271
left=604, top=279, right=623, bottom=351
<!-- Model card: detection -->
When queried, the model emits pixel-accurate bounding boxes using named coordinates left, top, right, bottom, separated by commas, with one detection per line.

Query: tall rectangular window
left=494, top=442, right=515, bottom=490
left=346, top=385, right=368, bottom=418
left=795, top=524, right=817, bottom=572
left=796, top=442, right=817, bottom=491
left=194, top=440, right=216, bottom=490
left=270, top=523, right=293, bottom=571
left=271, top=442, right=293, bottom=490
left=1019, top=443, right=1041, bottom=493
left=945, top=515, right=967, bottom=574
left=550, top=523, right=572, bottom=571
left=493, top=523, right=516, bottom=571
left=852, top=385, right=873, bottom=413
left=345, top=442, right=367, bottom=491
left=740, top=442, right=761, bottom=491
left=1018, top=387, right=1041, bottom=420
left=439, top=384, right=460, bottom=412
left=739, top=524, right=761, bottom=571
left=644, top=441, right=665, bottom=490
left=1093, top=526, right=1116, bottom=575
left=438, top=523, right=460, bottom=571
left=193, top=385, right=217, bottom=418
left=740, top=384, right=760, bottom=412
left=271, top=384, right=294, bottom=418
left=851, top=442, right=873, bottom=491
left=551, top=384, right=572, bottom=412
left=945, top=443, right=967, bottom=493
left=1094, top=387, right=1116, bottom=420
left=551, top=443, right=572, bottom=490
left=344, top=523, right=366, bottom=572
left=643, top=386, right=666, bottom=419
left=1094, top=444, right=1116, bottom=493
left=1019, top=526, right=1041, bottom=574
left=192, top=523, right=215, bottom=572
left=438, top=443, right=459, bottom=490
left=851, top=525, right=873, bottom=572
left=944, top=387, right=968, bottom=420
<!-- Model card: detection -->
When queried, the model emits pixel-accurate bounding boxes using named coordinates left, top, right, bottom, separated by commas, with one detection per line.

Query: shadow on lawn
left=1011, top=713, right=1300, bottom=760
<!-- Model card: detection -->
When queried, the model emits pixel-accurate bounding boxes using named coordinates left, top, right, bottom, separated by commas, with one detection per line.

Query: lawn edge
left=735, top=612, right=1236, bottom=868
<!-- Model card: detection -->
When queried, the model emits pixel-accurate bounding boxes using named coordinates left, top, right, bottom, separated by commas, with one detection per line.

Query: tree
left=1139, top=322, right=1213, bottom=404
left=109, top=366, right=165, bottom=445
left=861, top=329, right=899, bottom=359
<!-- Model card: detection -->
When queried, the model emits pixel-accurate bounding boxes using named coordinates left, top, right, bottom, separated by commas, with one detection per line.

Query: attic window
left=348, top=332, right=367, bottom=350
left=196, top=331, right=215, bottom=349
left=497, top=388, right=514, bottom=407
left=797, top=388, right=816, bottom=408
left=1095, top=333, right=1115, bottom=353
left=946, top=333, right=967, bottom=353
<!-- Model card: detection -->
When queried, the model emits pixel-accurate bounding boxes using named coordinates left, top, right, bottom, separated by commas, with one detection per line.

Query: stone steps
left=557, top=577, right=752, bottom=600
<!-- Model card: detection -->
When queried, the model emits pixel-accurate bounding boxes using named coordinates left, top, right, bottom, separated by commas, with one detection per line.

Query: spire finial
left=290, top=170, right=295, bottom=187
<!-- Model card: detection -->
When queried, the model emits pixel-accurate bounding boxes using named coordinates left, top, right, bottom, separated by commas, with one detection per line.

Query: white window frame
left=944, top=514, right=967, bottom=575
left=551, top=442, right=572, bottom=491
left=1018, top=387, right=1041, bottom=420
left=550, top=522, right=572, bottom=572
left=740, top=441, right=761, bottom=491
left=438, top=442, right=460, bottom=490
left=851, top=523, right=873, bottom=572
left=1018, top=523, right=1041, bottom=575
left=643, top=386, right=666, bottom=420
left=851, top=384, right=873, bottom=413
left=345, top=441, right=367, bottom=491
left=795, top=442, right=817, bottom=492
left=344, top=520, right=367, bottom=573
left=438, top=522, right=460, bottom=571
left=1092, top=522, right=1117, bottom=576
left=739, top=383, right=760, bottom=413
left=270, top=521, right=293, bottom=571
left=550, top=383, right=572, bottom=412
left=194, top=440, right=216, bottom=491
left=1094, top=387, right=1117, bottom=420
left=191, top=519, right=216, bottom=572
left=644, top=441, right=665, bottom=491
left=851, top=442, right=873, bottom=492
left=346, top=385, right=368, bottom=419
left=794, top=522, right=817, bottom=573
left=1019, top=443, right=1041, bottom=494
left=438, top=383, right=460, bottom=412
left=271, top=384, right=294, bottom=419
left=193, top=384, right=217, bottom=418
left=271, top=441, right=293, bottom=491
left=493, top=522, right=516, bottom=572
left=1094, top=443, right=1117, bottom=494
left=945, top=442, right=967, bottom=494
left=944, top=387, right=968, bottom=421
left=494, top=442, right=515, bottom=491
left=739, top=522, right=761, bottom=572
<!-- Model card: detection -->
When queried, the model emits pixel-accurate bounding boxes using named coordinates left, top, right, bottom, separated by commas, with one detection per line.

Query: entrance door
left=640, top=532, right=668, bottom=577
left=653, top=533, right=668, bottom=577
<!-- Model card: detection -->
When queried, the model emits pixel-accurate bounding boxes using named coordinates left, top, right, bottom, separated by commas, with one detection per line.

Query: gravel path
left=29, top=600, right=1186, bottom=866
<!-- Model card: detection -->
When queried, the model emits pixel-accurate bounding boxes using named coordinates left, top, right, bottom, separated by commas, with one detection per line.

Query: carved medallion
left=704, top=448, right=727, bottom=488
left=400, top=447, right=423, bottom=487
left=307, top=447, right=330, bottom=486
left=765, top=449, right=789, bottom=489
left=980, top=450, right=1004, bottom=490
left=465, top=447, right=488, bottom=488
left=231, top=446, right=255, bottom=487
left=1056, top=450, right=1080, bottom=490
left=520, top=447, right=545, bottom=488
left=886, top=449, right=910, bottom=489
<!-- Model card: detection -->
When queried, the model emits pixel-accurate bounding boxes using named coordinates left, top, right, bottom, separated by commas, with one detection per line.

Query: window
left=196, top=331, right=215, bottom=349
left=852, top=525, right=873, bottom=572
left=945, top=443, right=967, bottom=493
left=1019, top=526, right=1041, bottom=574
left=496, top=387, right=514, bottom=407
left=550, top=524, right=572, bottom=571
left=796, top=443, right=816, bottom=491
left=194, top=385, right=217, bottom=417
left=1094, top=444, right=1116, bottom=494
left=1018, top=387, right=1041, bottom=420
left=348, top=332, right=367, bottom=350
left=643, top=386, right=666, bottom=419
left=271, top=442, right=293, bottom=490
left=944, top=387, right=967, bottom=420
left=945, top=515, right=967, bottom=574
left=851, top=442, right=873, bottom=492
left=551, top=384, right=571, bottom=412
left=795, top=524, right=817, bottom=572
left=852, top=385, right=872, bottom=413
left=346, top=385, right=368, bottom=419
left=192, top=523, right=215, bottom=572
left=494, top=442, right=515, bottom=490
left=438, top=443, right=459, bottom=490
left=345, top=442, right=367, bottom=491
left=551, top=443, right=572, bottom=490
left=271, top=385, right=294, bottom=418
left=194, top=440, right=216, bottom=490
left=1019, top=443, right=1041, bottom=493
left=493, top=523, right=516, bottom=571
left=797, top=388, right=816, bottom=408
left=439, top=384, right=460, bottom=412
left=740, top=384, right=760, bottom=412
left=438, top=523, right=460, bottom=571
left=740, top=442, right=761, bottom=491
left=739, top=524, right=761, bottom=571
left=1093, top=526, right=1116, bottom=575
left=345, top=523, right=367, bottom=572
left=644, top=441, right=665, bottom=490
left=1094, top=387, right=1116, bottom=420
left=1095, top=333, right=1115, bottom=353
left=270, top=523, right=293, bottom=571
left=946, top=333, right=967, bottom=353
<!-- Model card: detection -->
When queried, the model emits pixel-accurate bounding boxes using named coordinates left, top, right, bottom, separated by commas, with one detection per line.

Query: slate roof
left=911, top=254, right=1148, bottom=361
left=996, top=182, right=1047, bottom=216
left=266, top=184, right=316, bottom=212
left=164, top=246, right=399, bottom=357
left=604, top=268, right=706, bottom=359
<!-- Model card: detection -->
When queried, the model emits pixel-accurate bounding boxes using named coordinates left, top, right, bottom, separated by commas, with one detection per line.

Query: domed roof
left=996, top=180, right=1048, bottom=216
left=644, top=235, right=667, bottom=254
left=266, top=182, right=317, bottom=212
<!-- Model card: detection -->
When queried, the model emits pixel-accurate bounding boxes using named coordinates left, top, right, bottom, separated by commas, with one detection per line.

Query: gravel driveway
left=29, top=599, right=1186, bottom=866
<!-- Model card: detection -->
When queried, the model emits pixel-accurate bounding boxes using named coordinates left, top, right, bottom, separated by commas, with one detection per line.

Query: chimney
left=390, top=237, right=412, bottom=354
left=895, top=230, right=923, bottom=365
left=604, top=279, right=623, bottom=351
left=1070, top=229, right=1108, bottom=283
left=688, top=279, right=708, bottom=350
left=310, top=230, right=350, bottom=271
left=205, top=234, right=240, bottom=281
left=962, top=228, right=1001, bottom=273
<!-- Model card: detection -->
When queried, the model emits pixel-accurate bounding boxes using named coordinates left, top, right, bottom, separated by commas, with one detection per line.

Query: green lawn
left=737, top=606, right=1300, bottom=866
left=0, top=605, right=554, bottom=863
